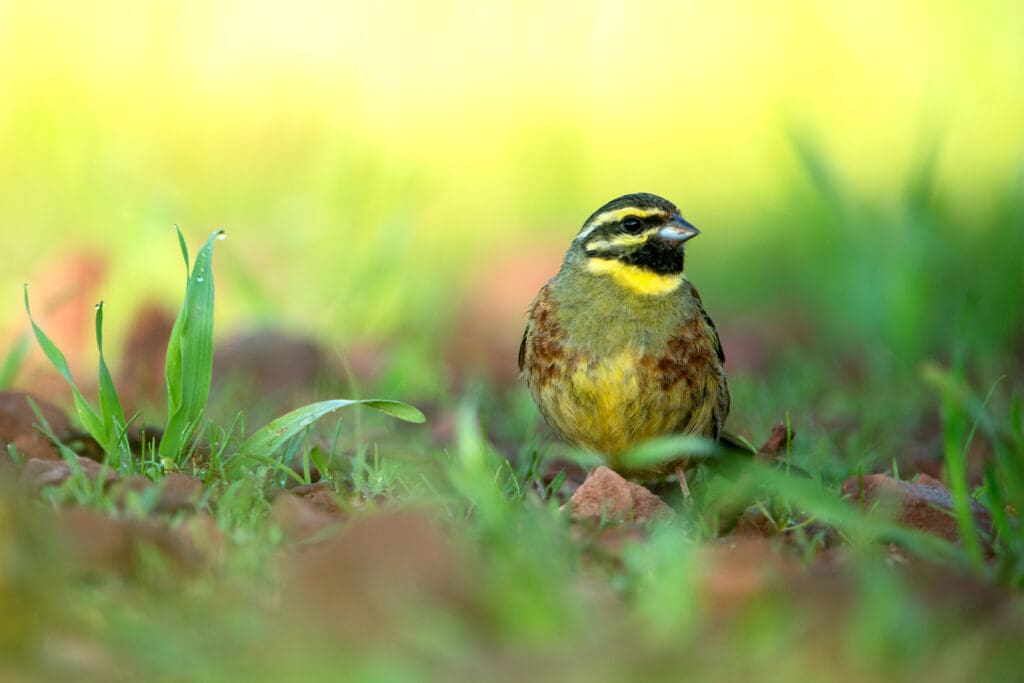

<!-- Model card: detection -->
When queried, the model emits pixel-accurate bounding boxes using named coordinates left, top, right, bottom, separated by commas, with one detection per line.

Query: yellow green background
left=1, top=0, right=1021, bottom=383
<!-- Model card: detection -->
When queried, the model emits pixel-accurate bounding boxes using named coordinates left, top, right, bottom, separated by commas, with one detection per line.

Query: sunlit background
left=1, top=0, right=1021, bottom=398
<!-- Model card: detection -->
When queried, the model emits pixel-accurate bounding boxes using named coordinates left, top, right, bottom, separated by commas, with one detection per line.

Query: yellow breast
left=531, top=348, right=722, bottom=472
left=585, top=258, right=684, bottom=296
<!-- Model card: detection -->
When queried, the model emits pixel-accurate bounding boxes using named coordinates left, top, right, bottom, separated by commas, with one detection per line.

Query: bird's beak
left=656, top=216, right=700, bottom=243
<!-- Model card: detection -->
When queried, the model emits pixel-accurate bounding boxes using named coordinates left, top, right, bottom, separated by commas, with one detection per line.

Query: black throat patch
left=617, top=239, right=685, bottom=275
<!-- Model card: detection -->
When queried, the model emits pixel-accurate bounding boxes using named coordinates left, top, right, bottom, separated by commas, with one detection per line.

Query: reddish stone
left=112, top=472, right=205, bottom=514
left=19, top=456, right=119, bottom=493
left=271, top=492, right=344, bottom=542
left=285, top=510, right=466, bottom=637
left=57, top=506, right=202, bottom=577
left=756, top=422, right=795, bottom=460
left=157, top=472, right=205, bottom=514
left=174, top=513, right=225, bottom=565
left=732, top=506, right=780, bottom=538
left=0, top=391, right=74, bottom=460
left=288, top=481, right=341, bottom=515
left=841, top=473, right=991, bottom=544
left=570, top=466, right=675, bottom=524
left=694, top=537, right=798, bottom=611
left=110, top=474, right=152, bottom=504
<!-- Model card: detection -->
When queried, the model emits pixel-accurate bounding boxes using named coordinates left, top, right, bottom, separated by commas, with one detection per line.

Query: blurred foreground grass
left=1, top=174, right=1022, bottom=681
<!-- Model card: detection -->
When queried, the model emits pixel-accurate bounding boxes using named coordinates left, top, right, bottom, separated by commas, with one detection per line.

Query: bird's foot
left=674, top=465, right=691, bottom=500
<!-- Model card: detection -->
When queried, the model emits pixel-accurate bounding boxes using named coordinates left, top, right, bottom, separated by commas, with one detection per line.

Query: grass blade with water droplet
left=160, top=229, right=222, bottom=464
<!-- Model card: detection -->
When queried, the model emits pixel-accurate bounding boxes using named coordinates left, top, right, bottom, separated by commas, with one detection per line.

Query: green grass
left=20, top=229, right=424, bottom=488
left=2, top=159, right=1023, bottom=682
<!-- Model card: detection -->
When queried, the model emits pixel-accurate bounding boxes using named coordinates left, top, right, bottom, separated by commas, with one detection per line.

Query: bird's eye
left=622, top=216, right=643, bottom=234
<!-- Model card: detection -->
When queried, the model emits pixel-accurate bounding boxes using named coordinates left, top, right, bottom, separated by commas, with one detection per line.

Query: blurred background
left=1, top=5, right=1023, bottom=678
left=1, top=0, right=1021, bottom=433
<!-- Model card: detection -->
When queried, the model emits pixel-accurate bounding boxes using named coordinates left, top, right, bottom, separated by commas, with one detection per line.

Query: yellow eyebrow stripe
left=585, top=258, right=684, bottom=296
left=576, top=207, right=669, bottom=240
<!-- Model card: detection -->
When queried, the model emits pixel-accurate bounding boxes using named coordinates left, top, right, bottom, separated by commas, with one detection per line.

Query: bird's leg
left=674, top=464, right=691, bottom=499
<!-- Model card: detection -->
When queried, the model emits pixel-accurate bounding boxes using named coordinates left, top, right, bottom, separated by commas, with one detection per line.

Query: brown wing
left=518, top=282, right=564, bottom=387
left=689, top=283, right=725, bottom=365
left=679, top=282, right=731, bottom=439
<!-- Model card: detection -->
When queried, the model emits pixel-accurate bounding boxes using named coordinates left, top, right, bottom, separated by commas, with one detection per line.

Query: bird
left=519, top=192, right=745, bottom=495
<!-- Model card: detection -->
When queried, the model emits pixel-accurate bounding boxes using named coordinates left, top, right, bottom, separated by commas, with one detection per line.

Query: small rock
left=285, top=510, right=466, bottom=637
left=732, top=506, right=780, bottom=538
left=570, top=466, right=675, bottom=524
left=731, top=504, right=841, bottom=549
left=841, top=473, right=991, bottom=544
left=157, top=472, right=205, bottom=514
left=110, top=474, right=153, bottom=504
left=0, top=391, right=74, bottom=460
left=19, top=456, right=119, bottom=493
left=111, top=472, right=205, bottom=514
left=695, top=537, right=797, bottom=611
left=573, top=521, right=648, bottom=568
left=58, top=506, right=202, bottom=577
left=756, top=422, right=795, bottom=460
left=288, top=482, right=341, bottom=515
left=174, top=513, right=225, bottom=565
left=271, top=492, right=344, bottom=542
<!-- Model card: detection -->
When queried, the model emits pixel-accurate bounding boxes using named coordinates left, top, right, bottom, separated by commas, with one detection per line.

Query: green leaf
left=23, top=285, right=105, bottom=441
left=232, top=399, right=424, bottom=469
left=355, top=399, right=426, bottom=424
left=309, top=446, right=330, bottom=478
left=160, top=229, right=223, bottom=463
left=546, top=469, right=567, bottom=499
left=95, top=301, right=129, bottom=460
left=924, top=361, right=990, bottom=572
left=175, top=225, right=189, bottom=274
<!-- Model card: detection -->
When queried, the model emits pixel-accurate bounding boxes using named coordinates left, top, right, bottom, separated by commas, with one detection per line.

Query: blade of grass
left=95, top=301, right=129, bottom=462
left=24, top=285, right=104, bottom=441
left=924, top=362, right=992, bottom=572
left=229, top=399, right=424, bottom=474
left=160, top=228, right=223, bottom=464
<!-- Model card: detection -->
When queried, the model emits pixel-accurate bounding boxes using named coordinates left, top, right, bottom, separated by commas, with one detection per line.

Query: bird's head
left=568, top=193, right=699, bottom=296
